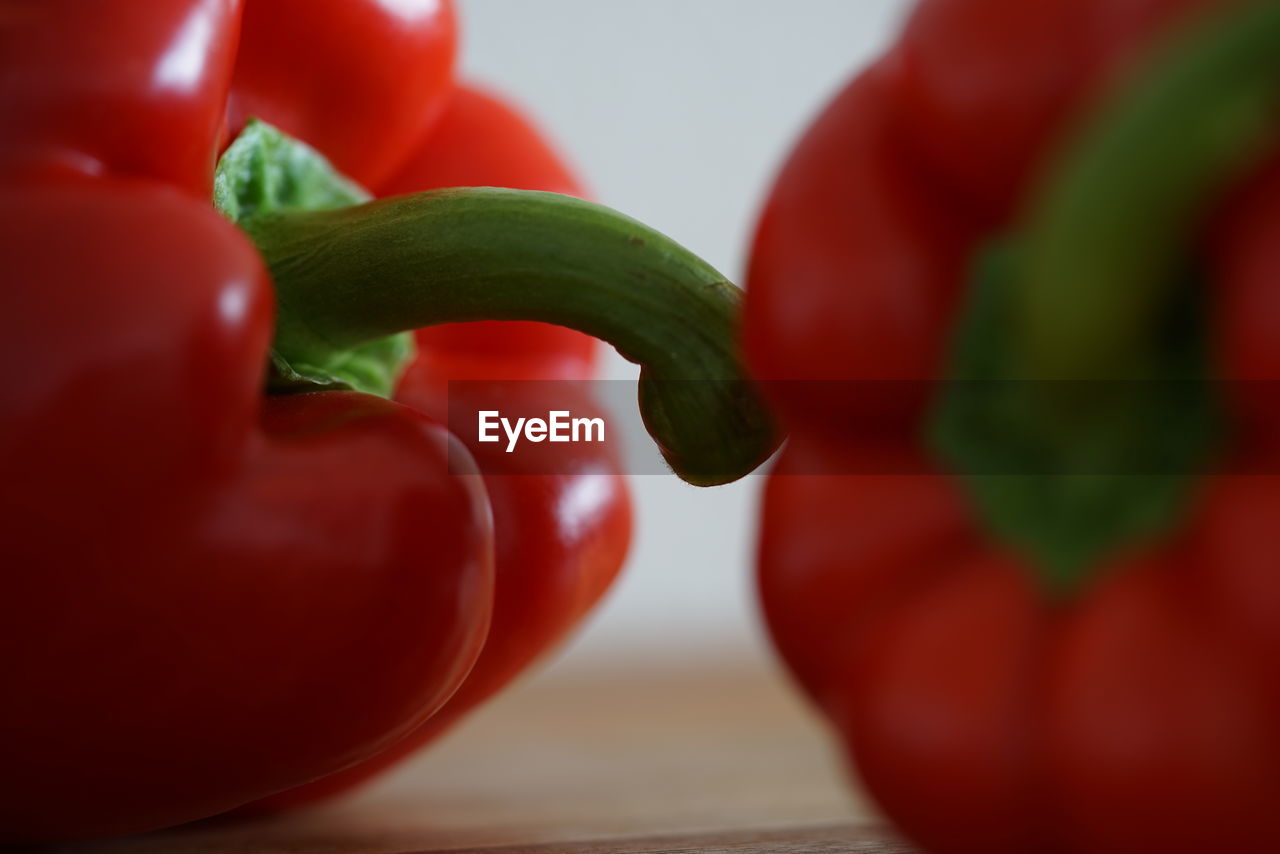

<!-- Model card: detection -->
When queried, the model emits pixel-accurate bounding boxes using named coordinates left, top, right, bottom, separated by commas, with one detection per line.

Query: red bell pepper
left=248, top=83, right=628, bottom=813
left=747, top=1, right=1280, bottom=853
left=0, top=0, right=776, bottom=842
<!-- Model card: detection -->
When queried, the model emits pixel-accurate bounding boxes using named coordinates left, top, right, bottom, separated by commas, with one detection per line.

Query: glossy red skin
left=1, top=0, right=625, bottom=840
left=747, top=2, right=1280, bottom=852
left=0, top=183, right=493, bottom=842
left=228, top=0, right=457, bottom=188
left=251, top=84, right=631, bottom=811
left=0, top=0, right=243, bottom=197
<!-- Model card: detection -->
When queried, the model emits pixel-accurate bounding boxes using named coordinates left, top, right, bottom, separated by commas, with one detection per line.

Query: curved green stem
left=244, top=188, right=778, bottom=486
left=931, top=0, right=1280, bottom=589
left=1019, top=0, right=1280, bottom=379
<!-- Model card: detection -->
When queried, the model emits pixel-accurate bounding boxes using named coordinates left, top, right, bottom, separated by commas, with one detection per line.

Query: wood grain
left=415, top=823, right=913, bottom=853
left=45, top=658, right=909, bottom=853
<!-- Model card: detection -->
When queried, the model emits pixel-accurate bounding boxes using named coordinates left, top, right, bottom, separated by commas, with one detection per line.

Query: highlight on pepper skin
left=2, top=1, right=1278, bottom=852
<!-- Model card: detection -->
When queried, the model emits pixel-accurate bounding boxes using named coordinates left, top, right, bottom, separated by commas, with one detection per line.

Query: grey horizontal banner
left=445, top=380, right=1270, bottom=477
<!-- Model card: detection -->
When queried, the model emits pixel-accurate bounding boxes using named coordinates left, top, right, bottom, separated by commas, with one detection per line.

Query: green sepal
left=928, top=244, right=1223, bottom=593
left=265, top=334, right=416, bottom=398
left=926, top=1, right=1280, bottom=594
left=214, top=119, right=415, bottom=398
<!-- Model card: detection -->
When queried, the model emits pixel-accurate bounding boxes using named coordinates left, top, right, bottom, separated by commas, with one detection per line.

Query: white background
left=456, top=0, right=912, bottom=668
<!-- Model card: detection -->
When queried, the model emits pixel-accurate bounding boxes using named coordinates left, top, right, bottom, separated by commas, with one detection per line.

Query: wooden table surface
left=44, top=658, right=916, bottom=854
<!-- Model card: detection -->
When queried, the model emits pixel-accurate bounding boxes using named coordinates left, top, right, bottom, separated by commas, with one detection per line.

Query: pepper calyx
left=215, top=118, right=415, bottom=397
left=216, top=122, right=780, bottom=486
left=928, top=0, right=1280, bottom=593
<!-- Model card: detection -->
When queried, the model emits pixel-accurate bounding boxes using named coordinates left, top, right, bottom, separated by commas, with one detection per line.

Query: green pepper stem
left=930, top=0, right=1280, bottom=589
left=243, top=187, right=779, bottom=486
left=1019, top=0, right=1280, bottom=379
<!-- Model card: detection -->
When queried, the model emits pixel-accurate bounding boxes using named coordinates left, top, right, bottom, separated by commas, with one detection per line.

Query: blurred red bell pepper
left=747, top=1, right=1280, bottom=853
left=0, top=0, right=776, bottom=842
